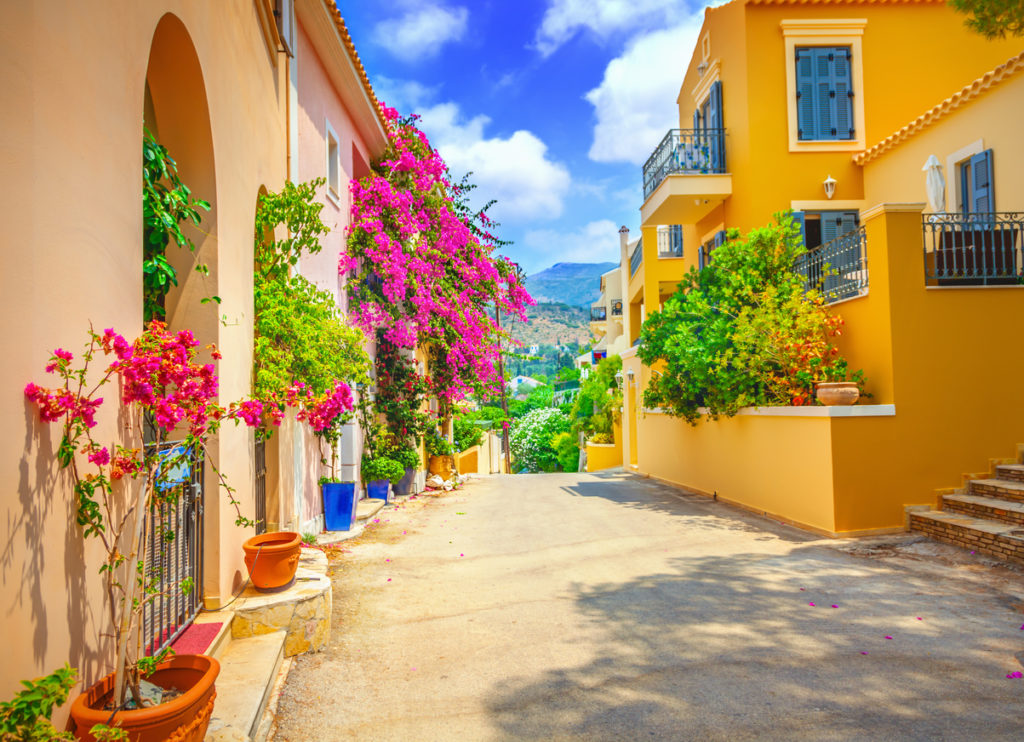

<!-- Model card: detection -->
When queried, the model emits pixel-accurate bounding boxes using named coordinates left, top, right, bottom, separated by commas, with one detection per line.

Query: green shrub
left=570, top=356, right=621, bottom=438
left=362, top=455, right=404, bottom=484
left=453, top=413, right=485, bottom=452
left=391, top=445, right=421, bottom=470
left=552, top=431, right=580, bottom=473
left=639, top=213, right=865, bottom=423
left=424, top=431, right=455, bottom=458
left=0, top=665, right=77, bottom=741
left=509, top=408, right=571, bottom=472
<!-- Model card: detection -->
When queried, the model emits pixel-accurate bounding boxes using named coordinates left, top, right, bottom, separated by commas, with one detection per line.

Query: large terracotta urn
left=69, top=654, right=219, bottom=742
left=242, top=530, right=301, bottom=591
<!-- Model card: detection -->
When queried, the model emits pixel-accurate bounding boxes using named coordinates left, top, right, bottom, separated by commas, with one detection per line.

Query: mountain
left=505, top=302, right=590, bottom=348
left=524, top=262, right=617, bottom=307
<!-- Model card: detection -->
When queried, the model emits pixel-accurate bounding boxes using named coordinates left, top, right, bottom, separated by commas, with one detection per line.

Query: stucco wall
left=0, top=0, right=286, bottom=703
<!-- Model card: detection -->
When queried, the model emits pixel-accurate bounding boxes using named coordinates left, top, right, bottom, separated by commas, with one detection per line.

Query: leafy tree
left=570, top=356, right=622, bottom=439
left=949, top=0, right=1024, bottom=38
left=509, top=408, right=571, bottom=472
left=639, top=214, right=863, bottom=423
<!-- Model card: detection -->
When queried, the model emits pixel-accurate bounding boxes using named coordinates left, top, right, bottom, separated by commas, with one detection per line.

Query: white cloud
left=372, top=3, right=469, bottom=62
left=522, top=219, right=620, bottom=270
left=416, top=103, right=572, bottom=222
left=371, top=75, right=438, bottom=112
left=585, top=14, right=707, bottom=164
left=534, top=0, right=684, bottom=57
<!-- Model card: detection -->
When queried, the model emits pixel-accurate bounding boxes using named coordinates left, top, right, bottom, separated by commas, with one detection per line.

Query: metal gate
left=254, top=438, right=267, bottom=535
left=142, top=441, right=204, bottom=657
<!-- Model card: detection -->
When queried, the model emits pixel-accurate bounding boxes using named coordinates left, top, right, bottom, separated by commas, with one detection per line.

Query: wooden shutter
left=821, top=213, right=841, bottom=244
left=693, top=108, right=700, bottom=133
left=670, top=225, right=683, bottom=256
left=969, top=149, right=994, bottom=213
left=795, top=48, right=816, bottom=140
left=839, top=210, right=859, bottom=235
left=792, top=211, right=807, bottom=247
left=814, top=48, right=834, bottom=140
left=833, top=48, right=854, bottom=139
left=709, top=80, right=724, bottom=170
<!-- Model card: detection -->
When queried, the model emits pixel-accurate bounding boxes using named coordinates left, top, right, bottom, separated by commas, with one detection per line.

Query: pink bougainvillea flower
left=916, top=617, right=923, bottom=621
left=387, top=578, right=392, bottom=582
left=1006, top=671, right=1023, bottom=679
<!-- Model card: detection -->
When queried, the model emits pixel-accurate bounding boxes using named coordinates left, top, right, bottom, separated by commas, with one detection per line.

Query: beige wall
left=1, top=0, right=286, bottom=703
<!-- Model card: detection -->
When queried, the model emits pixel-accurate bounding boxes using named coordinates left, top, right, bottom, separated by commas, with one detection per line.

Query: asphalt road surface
left=272, top=471, right=1024, bottom=741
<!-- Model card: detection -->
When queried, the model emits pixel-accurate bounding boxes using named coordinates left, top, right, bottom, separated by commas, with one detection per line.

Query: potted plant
left=25, top=323, right=263, bottom=741
left=809, top=359, right=865, bottom=406
left=319, top=475, right=358, bottom=531
left=361, top=454, right=404, bottom=502
left=391, top=444, right=421, bottom=496
left=425, top=430, right=456, bottom=479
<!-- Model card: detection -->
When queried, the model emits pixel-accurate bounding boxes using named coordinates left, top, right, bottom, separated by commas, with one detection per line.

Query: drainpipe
left=618, top=226, right=630, bottom=344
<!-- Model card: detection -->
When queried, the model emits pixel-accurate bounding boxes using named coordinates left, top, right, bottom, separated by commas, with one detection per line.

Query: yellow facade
left=621, top=0, right=1024, bottom=535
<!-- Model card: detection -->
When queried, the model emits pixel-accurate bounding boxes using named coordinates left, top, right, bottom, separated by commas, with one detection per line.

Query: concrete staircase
left=910, top=449, right=1024, bottom=567
left=203, top=547, right=332, bottom=742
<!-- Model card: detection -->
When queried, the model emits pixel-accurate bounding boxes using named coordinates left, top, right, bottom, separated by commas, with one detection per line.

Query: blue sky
left=340, top=0, right=718, bottom=275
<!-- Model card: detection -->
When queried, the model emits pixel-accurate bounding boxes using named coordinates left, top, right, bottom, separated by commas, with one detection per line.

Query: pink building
left=261, top=0, right=389, bottom=534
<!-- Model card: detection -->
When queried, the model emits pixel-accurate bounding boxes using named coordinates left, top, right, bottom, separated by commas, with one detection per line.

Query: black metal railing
left=630, top=239, right=643, bottom=277
left=643, top=128, right=726, bottom=198
left=590, top=306, right=607, bottom=321
left=658, top=225, right=684, bottom=257
left=922, top=212, right=1023, bottom=286
left=142, top=441, right=204, bottom=657
left=611, top=299, right=623, bottom=316
left=794, top=226, right=868, bottom=303
left=254, top=438, right=267, bottom=535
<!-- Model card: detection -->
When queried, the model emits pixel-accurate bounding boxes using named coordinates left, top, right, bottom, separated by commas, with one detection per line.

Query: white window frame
left=325, top=119, right=341, bottom=205
left=782, top=19, right=867, bottom=153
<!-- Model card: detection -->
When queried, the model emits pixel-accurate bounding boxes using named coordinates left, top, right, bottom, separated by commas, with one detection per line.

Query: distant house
left=508, top=375, right=545, bottom=400
left=528, top=344, right=541, bottom=356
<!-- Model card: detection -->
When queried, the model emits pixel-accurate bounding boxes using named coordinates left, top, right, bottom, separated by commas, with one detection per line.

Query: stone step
left=356, top=497, right=385, bottom=521
left=942, top=493, right=1024, bottom=527
left=967, top=477, right=1024, bottom=503
left=909, top=510, right=1024, bottom=566
left=205, top=630, right=286, bottom=742
left=996, top=464, right=1024, bottom=483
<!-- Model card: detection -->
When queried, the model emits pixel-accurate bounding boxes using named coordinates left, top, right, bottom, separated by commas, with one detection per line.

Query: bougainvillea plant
left=342, top=106, right=533, bottom=407
left=638, top=214, right=866, bottom=422
left=373, top=338, right=430, bottom=453
left=23, top=321, right=295, bottom=713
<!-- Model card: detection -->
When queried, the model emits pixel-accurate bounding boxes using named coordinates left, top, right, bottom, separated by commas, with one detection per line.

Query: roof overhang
left=298, top=0, right=389, bottom=159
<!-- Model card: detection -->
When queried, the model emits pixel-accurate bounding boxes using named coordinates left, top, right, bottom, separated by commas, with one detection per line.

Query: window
left=325, top=122, right=340, bottom=200
left=691, top=79, right=725, bottom=171
left=795, top=47, right=854, bottom=141
left=781, top=19, right=866, bottom=152
left=274, top=0, right=295, bottom=56
left=958, top=149, right=994, bottom=214
left=699, top=230, right=727, bottom=268
left=793, top=210, right=859, bottom=250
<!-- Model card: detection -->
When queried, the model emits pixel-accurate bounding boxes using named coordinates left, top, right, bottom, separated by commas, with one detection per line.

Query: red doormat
left=170, top=622, right=223, bottom=655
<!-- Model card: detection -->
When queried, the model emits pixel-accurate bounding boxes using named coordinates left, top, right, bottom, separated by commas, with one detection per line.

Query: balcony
left=611, top=299, right=623, bottom=317
left=643, top=128, right=726, bottom=198
left=794, top=226, right=868, bottom=303
left=629, top=239, right=643, bottom=277
left=641, top=129, right=731, bottom=227
left=590, top=306, right=607, bottom=321
left=923, top=212, right=1023, bottom=286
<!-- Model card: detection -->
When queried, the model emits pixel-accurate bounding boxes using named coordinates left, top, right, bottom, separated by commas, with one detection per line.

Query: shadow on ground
left=485, top=539, right=1024, bottom=741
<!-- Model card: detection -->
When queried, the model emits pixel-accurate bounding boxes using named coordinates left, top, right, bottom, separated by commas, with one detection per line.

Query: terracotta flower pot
left=242, top=531, right=301, bottom=591
left=428, top=455, right=455, bottom=480
left=815, top=381, right=861, bottom=406
left=69, top=654, right=218, bottom=742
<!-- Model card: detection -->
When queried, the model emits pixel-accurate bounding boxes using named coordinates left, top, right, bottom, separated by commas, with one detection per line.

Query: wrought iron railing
left=794, top=226, right=868, bottom=303
left=142, top=441, right=204, bottom=657
left=922, top=212, right=1023, bottom=286
left=590, top=306, right=607, bottom=321
left=657, top=225, right=684, bottom=257
left=254, top=438, right=267, bottom=535
left=630, top=239, right=643, bottom=277
left=611, top=299, right=623, bottom=316
left=643, top=128, right=726, bottom=198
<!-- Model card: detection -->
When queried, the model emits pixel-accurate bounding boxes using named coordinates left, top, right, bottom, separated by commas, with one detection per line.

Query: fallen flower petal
left=831, top=605, right=838, bottom=609
left=885, top=635, right=893, bottom=640
left=808, top=602, right=815, bottom=607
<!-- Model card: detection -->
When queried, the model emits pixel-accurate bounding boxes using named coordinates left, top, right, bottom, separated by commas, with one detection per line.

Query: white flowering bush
left=509, top=408, right=571, bottom=472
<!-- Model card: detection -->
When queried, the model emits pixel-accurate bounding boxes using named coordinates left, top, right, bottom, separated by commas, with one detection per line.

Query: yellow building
left=620, top=0, right=1024, bottom=537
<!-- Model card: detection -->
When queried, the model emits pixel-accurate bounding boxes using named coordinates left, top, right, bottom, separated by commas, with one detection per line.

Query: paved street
left=273, top=472, right=1024, bottom=741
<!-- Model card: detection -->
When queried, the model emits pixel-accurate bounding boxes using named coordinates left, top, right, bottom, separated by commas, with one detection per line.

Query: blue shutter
left=708, top=80, right=724, bottom=169
left=839, top=210, right=859, bottom=235
left=670, top=224, right=683, bottom=256
left=693, top=108, right=700, bottom=133
left=970, top=149, right=994, bottom=214
left=713, top=230, right=727, bottom=248
left=795, top=48, right=816, bottom=140
left=821, top=212, right=841, bottom=244
left=833, top=47, right=854, bottom=139
left=792, top=211, right=807, bottom=247
left=814, top=48, right=834, bottom=140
